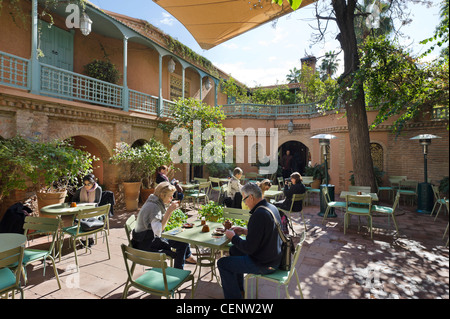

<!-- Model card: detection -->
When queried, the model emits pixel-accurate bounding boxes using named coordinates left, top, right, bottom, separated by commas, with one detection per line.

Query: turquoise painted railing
left=0, top=51, right=29, bottom=90
left=221, top=102, right=318, bottom=118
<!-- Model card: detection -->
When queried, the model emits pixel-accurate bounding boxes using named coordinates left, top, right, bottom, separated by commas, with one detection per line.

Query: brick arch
left=49, top=126, right=113, bottom=158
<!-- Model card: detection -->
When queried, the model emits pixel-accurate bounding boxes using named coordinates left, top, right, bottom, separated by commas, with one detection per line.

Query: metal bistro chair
left=398, top=180, right=418, bottom=207
left=279, top=193, right=307, bottom=232
left=60, top=204, right=111, bottom=269
left=209, top=177, right=222, bottom=194
left=321, top=186, right=346, bottom=225
left=371, top=191, right=400, bottom=234
left=121, top=244, right=194, bottom=299
left=344, top=194, right=373, bottom=238
left=124, top=214, right=137, bottom=246
left=21, top=216, right=62, bottom=289
left=245, top=231, right=306, bottom=299
left=0, top=245, right=24, bottom=299
left=184, top=181, right=211, bottom=209
left=431, top=185, right=448, bottom=221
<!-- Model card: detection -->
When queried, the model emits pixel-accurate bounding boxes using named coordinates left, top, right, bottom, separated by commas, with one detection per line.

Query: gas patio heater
left=410, top=134, right=441, bottom=214
left=311, top=134, right=336, bottom=217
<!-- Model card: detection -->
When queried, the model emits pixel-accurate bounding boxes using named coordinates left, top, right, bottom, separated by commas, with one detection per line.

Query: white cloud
left=160, top=12, right=175, bottom=26
left=222, top=43, right=239, bottom=50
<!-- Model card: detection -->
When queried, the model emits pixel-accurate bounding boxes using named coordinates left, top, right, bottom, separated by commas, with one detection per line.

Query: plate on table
left=215, top=227, right=225, bottom=233
left=212, top=232, right=224, bottom=238
left=182, top=223, right=194, bottom=228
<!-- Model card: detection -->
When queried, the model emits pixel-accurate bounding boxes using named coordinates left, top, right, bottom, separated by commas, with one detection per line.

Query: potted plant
left=304, top=163, right=329, bottom=189
left=29, top=139, right=95, bottom=214
left=0, top=137, right=95, bottom=215
left=84, top=59, right=120, bottom=84
left=109, top=138, right=172, bottom=211
left=198, top=201, right=223, bottom=222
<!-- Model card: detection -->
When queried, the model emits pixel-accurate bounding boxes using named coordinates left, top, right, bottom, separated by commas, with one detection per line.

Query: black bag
left=260, top=206, right=295, bottom=271
left=80, top=217, right=104, bottom=232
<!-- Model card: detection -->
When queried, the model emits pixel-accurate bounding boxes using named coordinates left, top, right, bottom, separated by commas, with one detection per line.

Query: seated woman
left=72, top=173, right=102, bottom=247
left=132, top=182, right=194, bottom=269
left=156, top=165, right=184, bottom=201
left=258, top=179, right=272, bottom=198
left=274, top=172, right=306, bottom=212
left=227, top=167, right=243, bottom=208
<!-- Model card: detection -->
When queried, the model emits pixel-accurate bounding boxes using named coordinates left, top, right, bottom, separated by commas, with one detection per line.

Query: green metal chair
left=431, top=185, right=448, bottom=221
left=0, top=245, right=24, bottom=299
left=124, top=214, right=137, bottom=246
left=244, top=231, right=306, bottom=299
left=348, top=185, right=372, bottom=193
left=184, top=181, right=210, bottom=209
left=279, top=193, right=307, bottom=232
left=121, top=244, right=194, bottom=299
left=22, top=216, right=61, bottom=289
left=344, top=194, right=373, bottom=238
left=321, top=186, right=346, bottom=225
left=376, top=180, right=395, bottom=202
left=371, top=191, right=400, bottom=234
left=398, top=180, right=418, bottom=206
left=60, top=204, right=111, bottom=269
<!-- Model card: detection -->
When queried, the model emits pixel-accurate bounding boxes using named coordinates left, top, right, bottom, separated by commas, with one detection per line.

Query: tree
left=276, top=0, right=437, bottom=191
left=286, top=67, right=302, bottom=83
left=319, top=50, right=340, bottom=80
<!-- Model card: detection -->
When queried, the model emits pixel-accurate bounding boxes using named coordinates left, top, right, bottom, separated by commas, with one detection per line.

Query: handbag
left=79, top=217, right=104, bottom=232
left=260, top=206, right=294, bottom=271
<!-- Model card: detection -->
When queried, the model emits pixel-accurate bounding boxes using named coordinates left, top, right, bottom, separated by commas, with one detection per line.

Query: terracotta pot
left=140, top=187, right=155, bottom=203
left=37, top=190, right=67, bottom=217
left=311, top=179, right=321, bottom=189
left=123, top=182, right=141, bottom=211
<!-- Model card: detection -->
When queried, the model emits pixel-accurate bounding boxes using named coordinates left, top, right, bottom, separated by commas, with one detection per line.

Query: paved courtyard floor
left=18, top=196, right=449, bottom=300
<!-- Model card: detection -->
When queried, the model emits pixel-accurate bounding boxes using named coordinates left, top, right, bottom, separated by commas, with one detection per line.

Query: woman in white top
left=227, top=167, right=243, bottom=208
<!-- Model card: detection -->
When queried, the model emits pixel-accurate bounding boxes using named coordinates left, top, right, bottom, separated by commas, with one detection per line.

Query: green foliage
left=358, top=36, right=449, bottom=133
left=84, top=59, right=120, bottom=84
left=109, top=138, right=172, bottom=184
left=439, top=176, right=449, bottom=196
left=164, top=208, right=188, bottom=231
left=272, top=0, right=303, bottom=10
left=420, top=0, right=449, bottom=60
left=219, top=77, right=249, bottom=103
left=162, top=98, right=227, bottom=165
left=0, top=136, right=95, bottom=197
left=304, top=163, right=330, bottom=183
left=198, top=201, right=223, bottom=221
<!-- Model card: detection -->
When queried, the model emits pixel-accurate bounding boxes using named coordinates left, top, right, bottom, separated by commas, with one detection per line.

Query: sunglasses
left=243, top=194, right=251, bottom=201
left=84, top=183, right=93, bottom=187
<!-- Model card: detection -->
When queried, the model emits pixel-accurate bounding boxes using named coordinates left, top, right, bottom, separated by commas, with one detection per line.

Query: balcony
left=0, top=50, right=173, bottom=117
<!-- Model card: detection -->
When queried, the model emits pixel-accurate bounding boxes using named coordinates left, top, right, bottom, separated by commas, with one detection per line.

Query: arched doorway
left=278, top=141, right=309, bottom=177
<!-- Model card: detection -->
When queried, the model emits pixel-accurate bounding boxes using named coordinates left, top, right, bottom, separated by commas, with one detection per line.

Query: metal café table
left=0, top=233, right=27, bottom=253
left=263, top=190, right=284, bottom=201
left=40, top=202, right=99, bottom=260
left=162, top=219, right=230, bottom=287
left=340, top=191, right=379, bottom=201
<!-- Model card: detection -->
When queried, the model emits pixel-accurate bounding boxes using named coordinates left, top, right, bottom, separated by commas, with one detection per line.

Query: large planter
left=140, top=187, right=155, bottom=203
left=37, top=190, right=67, bottom=217
left=311, top=179, right=321, bottom=189
left=123, top=182, right=141, bottom=211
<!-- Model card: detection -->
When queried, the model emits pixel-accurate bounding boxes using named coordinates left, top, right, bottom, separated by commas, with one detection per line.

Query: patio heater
left=410, top=134, right=441, bottom=214
left=311, top=134, right=336, bottom=217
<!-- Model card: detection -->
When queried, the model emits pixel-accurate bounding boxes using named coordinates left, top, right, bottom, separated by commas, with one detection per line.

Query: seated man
left=217, top=183, right=282, bottom=299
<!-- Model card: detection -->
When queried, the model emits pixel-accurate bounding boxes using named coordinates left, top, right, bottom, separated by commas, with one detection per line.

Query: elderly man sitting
left=217, top=183, right=283, bottom=299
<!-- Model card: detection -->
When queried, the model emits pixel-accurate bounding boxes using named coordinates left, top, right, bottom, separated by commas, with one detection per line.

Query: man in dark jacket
left=217, top=183, right=282, bottom=299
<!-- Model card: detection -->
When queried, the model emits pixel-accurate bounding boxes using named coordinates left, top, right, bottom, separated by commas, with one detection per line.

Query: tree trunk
left=333, top=0, right=377, bottom=191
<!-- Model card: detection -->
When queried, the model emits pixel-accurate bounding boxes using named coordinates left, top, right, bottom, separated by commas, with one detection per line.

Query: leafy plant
left=304, top=163, right=330, bottom=183
left=164, top=208, right=187, bottom=231
left=109, top=138, right=172, bottom=185
left=84, top=59, right=120, bottom=84
left=0, top=136, right=95, bottom=197
left=198, top=201, right=223, bottom=221
left=439, top=176, right=449, bottom=197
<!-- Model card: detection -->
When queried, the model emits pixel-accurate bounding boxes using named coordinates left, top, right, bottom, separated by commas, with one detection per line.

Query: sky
left=87, top=0, right=442, bottom=87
